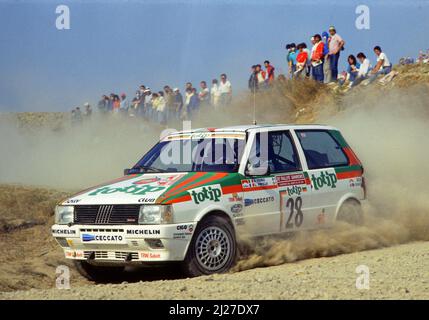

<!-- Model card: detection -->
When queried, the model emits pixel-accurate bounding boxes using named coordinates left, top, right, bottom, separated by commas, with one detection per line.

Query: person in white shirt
left=349, top=52, right=372, bottom=87
left=210, top=79, right=221, bottom=109
left=218, top=74, right=232, bottom=107
left=198, top=81, right=210, bottom=107
left=368, top=46, right=392, bottom=83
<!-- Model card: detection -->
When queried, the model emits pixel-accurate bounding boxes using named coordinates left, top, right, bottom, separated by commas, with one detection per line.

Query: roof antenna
left=252, top=78, right=257, bottom=125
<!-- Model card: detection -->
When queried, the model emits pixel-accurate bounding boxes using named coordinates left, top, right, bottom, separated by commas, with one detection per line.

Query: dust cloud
left=234, top=85, right=429, bottom=271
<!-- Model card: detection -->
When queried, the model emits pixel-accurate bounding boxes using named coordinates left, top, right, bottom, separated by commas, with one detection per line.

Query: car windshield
left=129, top=136, right=246, bottom=173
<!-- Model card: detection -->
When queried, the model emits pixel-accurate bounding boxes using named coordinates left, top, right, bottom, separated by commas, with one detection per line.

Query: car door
left=240, top=129, right=312, bottom=236
left=294, top=129, right=351, bottom=227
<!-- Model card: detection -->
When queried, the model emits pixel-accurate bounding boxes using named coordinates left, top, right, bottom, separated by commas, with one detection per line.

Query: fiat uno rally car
left=52, top=124, right=366, bottom=280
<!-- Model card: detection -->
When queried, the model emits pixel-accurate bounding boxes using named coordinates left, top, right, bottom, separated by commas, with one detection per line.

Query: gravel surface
left=2, top=241, right=428, bottom=300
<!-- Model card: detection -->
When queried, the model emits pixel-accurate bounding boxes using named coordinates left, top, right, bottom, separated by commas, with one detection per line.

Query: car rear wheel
left=336, top=199, right=364, bottom=225
left=74, top=260, right=125, bottom=282
left=182, top=215, right=237, bottom=277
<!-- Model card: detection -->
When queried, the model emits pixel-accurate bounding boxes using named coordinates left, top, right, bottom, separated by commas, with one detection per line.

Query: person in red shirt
left=264, top=60, right=275, bottom=84
left=311, top=34, right=325, bottom=83
left=295, top=43, right=308, bottom=78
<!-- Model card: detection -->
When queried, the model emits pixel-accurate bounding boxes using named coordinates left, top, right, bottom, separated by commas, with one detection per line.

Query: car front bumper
left=51, top=222, right=195, bottom=264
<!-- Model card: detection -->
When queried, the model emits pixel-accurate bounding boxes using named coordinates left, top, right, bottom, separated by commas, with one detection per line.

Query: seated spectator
left=346, top=55, right=360, bottom=85
left=368, top=46, right=392, bottom=83
left=350, top=52, right=372, bottom=87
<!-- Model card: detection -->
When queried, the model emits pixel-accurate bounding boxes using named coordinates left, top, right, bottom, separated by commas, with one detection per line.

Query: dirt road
left=1, top=241, right=428, bottom=300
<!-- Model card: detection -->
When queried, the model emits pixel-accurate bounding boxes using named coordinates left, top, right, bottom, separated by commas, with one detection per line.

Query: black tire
left=74, top=260, right=125, bottom=282
left=182, top=215, right=237, bottom=277
left=336, top=199, right=364, bottom=225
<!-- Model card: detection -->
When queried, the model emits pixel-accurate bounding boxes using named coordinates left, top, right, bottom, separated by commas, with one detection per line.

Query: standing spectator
left=163, top=86, right=175, bottom=123
left=198, top=81, right=210, bottom=107
left=311, top=34, right=325, bottom=83
left=264, top=60, right=275, bottom=84
left=184, top=88, right=193, bottom=119
left=210, top=79, right=221, bottom=109
left=173, top=88, right=183, bottom=120
left=255, top=65, right=266, bottom=88
left=108, top=93, right=115, bottom=112
left=295, top=43, right=308, bottom=79
left=139, top=85, right=146, bottom=97
left=120, top=93, right=129, bottom=114
left=185, top=82, right=193, bottom=91
left=144, top=88, right=152, bottom=120
left=302, top=43, right=312, bottom=77
left=321, top=31, right=331, bottom=83
left=84, top=102, right=92, bottom=118
left=75, top=107, right=83, bottom=122
left=286, top=43, right=297, bottom=79
left=157, top=91, right=167, bottom=125
left=368, top=46, right=392, bottom=83
left=112, top=95, right=121, bottom=113
left=185, top=88, right=199, bottom=119
left=129, top=91, right=141, bottom=117
left=218, top=74, right=232, bottom=107
left=248, top=65, right=258, bottom=92
left=97, top=95, right=108, bottom=114
left=327, top=26, right=345, bottom=82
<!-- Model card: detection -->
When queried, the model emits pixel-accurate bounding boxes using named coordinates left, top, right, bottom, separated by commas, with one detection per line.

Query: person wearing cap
left=321, top=31, right=331, bottom=83
left=286, top=43, right=297, bottom=79
left=327, top=26, right=345, bottom=82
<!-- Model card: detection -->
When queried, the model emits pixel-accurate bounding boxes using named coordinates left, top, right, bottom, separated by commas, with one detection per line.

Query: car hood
left=61, top=172, right=243, bottom=206
left=61, top=173, right=188, bottom=205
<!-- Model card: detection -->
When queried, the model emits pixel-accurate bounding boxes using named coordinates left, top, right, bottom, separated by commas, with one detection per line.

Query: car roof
left=169, top=124, right=338, bottom=135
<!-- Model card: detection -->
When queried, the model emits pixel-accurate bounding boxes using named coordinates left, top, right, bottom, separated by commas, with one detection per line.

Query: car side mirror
left=245, top=163, right=269, bottom=176
left=124, top=168, right=131, bottom=176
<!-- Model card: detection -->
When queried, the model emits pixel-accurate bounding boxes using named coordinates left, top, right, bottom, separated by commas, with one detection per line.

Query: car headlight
left=55, top=206, right=74, bottom=225
left=138, top=205, right=173, bottom=224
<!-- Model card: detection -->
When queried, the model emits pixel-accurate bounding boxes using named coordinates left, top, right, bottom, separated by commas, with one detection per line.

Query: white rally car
left=52, top=124, right=366, bottom=280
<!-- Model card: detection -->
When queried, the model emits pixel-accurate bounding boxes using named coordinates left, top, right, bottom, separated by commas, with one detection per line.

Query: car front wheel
left=182, top=215, right=237, bottom=277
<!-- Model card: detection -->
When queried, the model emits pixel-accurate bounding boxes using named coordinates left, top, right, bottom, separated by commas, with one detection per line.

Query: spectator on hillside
left=163, top=86, right=175, bottom=123
left=327, top=26, right=345, bottom=82
left=144, top=88, right=152, bottom=120
left=97, top=95, right=108, bottom=114
left=286, top=43, right=297, bottom=79
left=199, top=81, right=210, bottom=107
left=346, top=55, right=360, bottom=86
left=75, top=107, right=83, bottom=123
left=302, top=43, right=312, bottom=77
left=112, top=95, right=121, bottom=113
left=139, top=85, right=146, bottom=98
left=185, top=88, right=199, bottom=119
left=84, top=102, right=92, bottom=118
left=218, top=74, right=232, bottom=107
left=368, top=46, right=392, bottom=83
left=156, top=91, right=167, bottom=125
left=255, top=64, right=266, bottom=88
left=264, top=60, right=275, bottom=84
left=210, top=79, right=221, bottom=109
left=295, top=43, right=308, bottom=79
left=108, top=94, right=115, bottom=112
left=311, top=34, right=325, bottom=83
left=350, top=52, right=372, bottom=87
left=248, top=65, right=258, bottom=92
left=120, top=93, right=129, bottom=114
left=129, top=91, right=141, bottom=117
left=321, top=31, right=331, bottom=83
left=173, top=88, right=183, bottom=120
left=185, top=82, right=193, bottom=91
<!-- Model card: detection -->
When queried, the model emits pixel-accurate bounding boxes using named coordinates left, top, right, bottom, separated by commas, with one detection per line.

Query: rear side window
left=296, top=130, right=348, bottom=169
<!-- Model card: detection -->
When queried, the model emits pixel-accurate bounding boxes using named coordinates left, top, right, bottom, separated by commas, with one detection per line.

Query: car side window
left=296, top=130, right=348, bottom=169
left=250, top=131, right=300, bottom=173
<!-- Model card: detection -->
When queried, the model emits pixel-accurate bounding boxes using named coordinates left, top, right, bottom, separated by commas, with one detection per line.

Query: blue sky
left=0, top=0, right=428, bottom=112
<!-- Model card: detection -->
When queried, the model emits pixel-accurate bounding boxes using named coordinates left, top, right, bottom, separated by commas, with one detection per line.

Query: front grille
left=83, top=251, right=139, bottom=261
left=74, top=205, right=140, bottom=225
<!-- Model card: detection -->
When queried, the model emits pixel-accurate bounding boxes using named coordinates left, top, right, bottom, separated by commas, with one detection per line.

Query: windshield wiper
left=134, top=165, right=166, bottom=173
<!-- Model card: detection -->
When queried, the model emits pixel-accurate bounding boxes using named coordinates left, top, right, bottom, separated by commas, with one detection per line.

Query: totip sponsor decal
left=189, top=184, right=223, bottom=205
left=310, top=170, right=338, bottom=190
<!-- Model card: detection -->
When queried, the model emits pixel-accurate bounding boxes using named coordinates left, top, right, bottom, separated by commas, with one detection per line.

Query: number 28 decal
left=285, top=196, right=304, bottom=229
